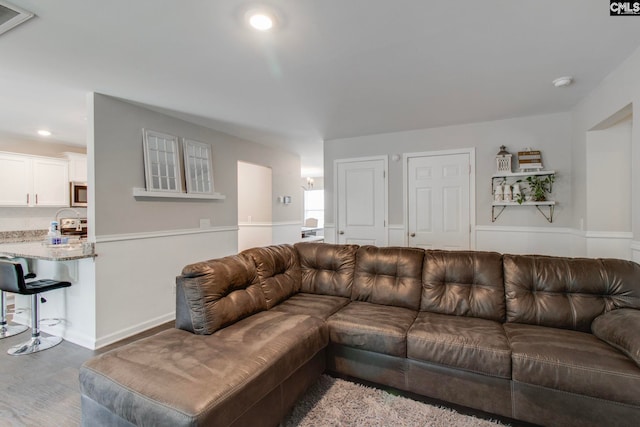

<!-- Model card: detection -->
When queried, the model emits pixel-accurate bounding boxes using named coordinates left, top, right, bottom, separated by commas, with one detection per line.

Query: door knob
left=410, top=233, right=416, bottom=237
left=339, top=231, right=345, bottom=235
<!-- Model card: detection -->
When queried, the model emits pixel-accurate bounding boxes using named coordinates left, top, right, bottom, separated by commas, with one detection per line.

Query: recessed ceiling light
left=552, top=76, right=573, bottom=88
left=248, top=12, right=273, bottom=31
left=37, top=129, right=51, bottom=136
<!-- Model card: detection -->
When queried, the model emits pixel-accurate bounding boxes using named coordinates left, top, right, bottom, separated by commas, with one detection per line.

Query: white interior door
left=408, top=153, right=471, bottom=250
left=336, top=158, right=387, bottom=245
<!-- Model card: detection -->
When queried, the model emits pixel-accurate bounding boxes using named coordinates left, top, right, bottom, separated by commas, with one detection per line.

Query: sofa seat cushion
left=327, top=301, right=417, bottom=357
left=80, top=311, right=328, bottom=427
left=271, top=293, right=350, bottom=320
left=504, top=323, right=640, bottom=406
left=407, top=312, right=511, bottom=378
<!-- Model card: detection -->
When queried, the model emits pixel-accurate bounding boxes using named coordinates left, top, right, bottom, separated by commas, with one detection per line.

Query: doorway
left=237, top=161, right=272, bottom=251
left=334, top=156, right=388, bottom=245
left=404, top=149, right=474, bottom=250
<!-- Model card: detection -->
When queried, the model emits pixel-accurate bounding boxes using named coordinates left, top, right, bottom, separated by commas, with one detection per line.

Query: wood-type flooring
left=0, top=318, right=171, bottom=427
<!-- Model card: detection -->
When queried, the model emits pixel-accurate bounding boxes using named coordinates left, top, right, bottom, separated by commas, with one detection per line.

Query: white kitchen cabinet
left=0, top=153, right=31, bottom=206
left=32, top=157, right=69, bottom=206
left=0, top=152, right=69, bottom=207
left=64, top=152, right=87, bottom=182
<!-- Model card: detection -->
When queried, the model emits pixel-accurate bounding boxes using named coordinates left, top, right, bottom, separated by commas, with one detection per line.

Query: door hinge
left=468, top=164, right=471, bottom=174
left=383, top=170, right=386, bottom=178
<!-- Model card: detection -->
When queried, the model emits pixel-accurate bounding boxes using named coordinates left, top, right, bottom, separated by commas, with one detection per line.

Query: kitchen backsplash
left=0, top=229, right=48, bottom=243
left=0, top=207, right=88, bottom=233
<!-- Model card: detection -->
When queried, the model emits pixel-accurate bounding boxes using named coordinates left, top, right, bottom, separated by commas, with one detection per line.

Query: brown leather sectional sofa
left=80, top=243, right=640, bottom=427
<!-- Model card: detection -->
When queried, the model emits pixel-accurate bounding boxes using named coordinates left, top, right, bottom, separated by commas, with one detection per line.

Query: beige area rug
left=283, top=375, right=504, bottom=427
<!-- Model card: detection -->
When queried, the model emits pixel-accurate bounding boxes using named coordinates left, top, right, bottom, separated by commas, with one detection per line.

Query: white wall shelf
left=491, top=171, right=556, bottom=223
left=492, top=201, right=556, bottom=207
left=492, top=170, right=555, bottom=179
left=132, top=188, right=225, bottom=200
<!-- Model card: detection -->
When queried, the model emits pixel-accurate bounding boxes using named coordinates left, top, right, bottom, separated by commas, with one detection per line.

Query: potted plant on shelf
left=526, top=175, right=554, bottom=201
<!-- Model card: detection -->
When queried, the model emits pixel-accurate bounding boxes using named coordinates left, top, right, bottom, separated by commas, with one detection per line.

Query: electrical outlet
left=199, top=218, right=211, bottom=228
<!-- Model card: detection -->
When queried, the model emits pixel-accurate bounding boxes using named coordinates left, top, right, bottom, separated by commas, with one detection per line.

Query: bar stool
left=1, top=289, right=28, bottom=338
left=0, top=259, right=71, bottom=355
left=0, top=256, right=32, bottom=339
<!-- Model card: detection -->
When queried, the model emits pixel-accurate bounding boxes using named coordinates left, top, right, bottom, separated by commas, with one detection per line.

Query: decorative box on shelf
left=517, top=150, right=543, bottom=171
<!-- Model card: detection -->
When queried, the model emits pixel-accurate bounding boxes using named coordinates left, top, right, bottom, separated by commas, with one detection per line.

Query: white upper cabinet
left=32, top=157, right=69, bottom=206
left=64, top=152, right=88, bottom=182
left=0, top=153, right=31, bottom=206
left=0, top=152, right=69, bottom=207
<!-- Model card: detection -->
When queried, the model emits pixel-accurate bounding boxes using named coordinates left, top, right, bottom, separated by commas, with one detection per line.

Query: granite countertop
left=0, top=241, right=96, bottom=261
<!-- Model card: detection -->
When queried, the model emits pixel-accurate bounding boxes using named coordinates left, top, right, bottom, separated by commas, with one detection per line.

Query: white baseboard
left=93, top=312, right=175, bottom=350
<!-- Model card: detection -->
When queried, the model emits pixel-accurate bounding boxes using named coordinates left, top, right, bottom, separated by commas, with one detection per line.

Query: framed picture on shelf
left=183, top=139, right=215, bottom=194
left=142, top=129, right=182, bottom=193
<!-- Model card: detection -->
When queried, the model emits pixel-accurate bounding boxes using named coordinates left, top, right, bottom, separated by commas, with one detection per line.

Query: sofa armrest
left=592, top=308, right=640, bottom=368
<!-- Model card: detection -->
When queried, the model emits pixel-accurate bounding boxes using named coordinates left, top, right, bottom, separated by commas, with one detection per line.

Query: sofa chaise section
left=80, top=311, right=327, bottom=427
left=81, top=246, right=327, bottom=427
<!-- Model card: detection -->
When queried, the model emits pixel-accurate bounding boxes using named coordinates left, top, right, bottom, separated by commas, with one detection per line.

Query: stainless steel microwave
left=70, top=182, right=88, bottom=207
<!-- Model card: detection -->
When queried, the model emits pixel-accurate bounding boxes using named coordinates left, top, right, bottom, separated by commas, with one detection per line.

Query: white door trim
left=334, top=155, right=389, bottom=245
left=402, top=148, right=476, bottom=249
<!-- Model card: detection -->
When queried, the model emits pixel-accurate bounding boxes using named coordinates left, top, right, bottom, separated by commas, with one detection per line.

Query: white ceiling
left=2, top=1, right=640, bottom=176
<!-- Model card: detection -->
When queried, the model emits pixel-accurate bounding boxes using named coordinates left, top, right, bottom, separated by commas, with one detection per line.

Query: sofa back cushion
left=421, top=250, right=505, bottom=322
left=176, top=253, right=265, bottom=334
left=352, top=246, right=424, bottom=310
left=504, top=254, right=640, bottom=332
left=295, top=242, right=358, bottom=297
left=243, top=244, right=301, bottom=309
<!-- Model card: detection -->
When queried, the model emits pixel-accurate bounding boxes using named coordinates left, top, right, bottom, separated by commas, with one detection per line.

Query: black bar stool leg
left=0, top=290, right=28, bottom=339
left=8, top=293, right=63, bottom=355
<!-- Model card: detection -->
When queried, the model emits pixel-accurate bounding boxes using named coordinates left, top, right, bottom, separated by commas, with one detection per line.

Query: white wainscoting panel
left=238, top=223, right=272, bottom=251
left=584, top=231, right=633, bottom=260
left=475, top=225, right=576, bottom=256
left=273, top=221, right=303, bottom=245
left=476, top=226, right=635, bottom=260
left=92, top=227, right=238, bottom=349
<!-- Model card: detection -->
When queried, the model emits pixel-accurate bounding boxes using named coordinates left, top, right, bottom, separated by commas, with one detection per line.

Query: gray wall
left=324, top=112, right=572, bottom=227
left=91, top=93, right=301, bottom=236
left=571, top=45, right=640, bottom=242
